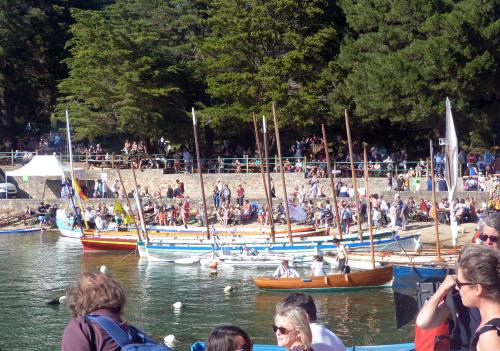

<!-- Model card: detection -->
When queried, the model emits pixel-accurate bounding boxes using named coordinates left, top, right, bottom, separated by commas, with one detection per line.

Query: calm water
left=0, top=231, right=414, bottom=351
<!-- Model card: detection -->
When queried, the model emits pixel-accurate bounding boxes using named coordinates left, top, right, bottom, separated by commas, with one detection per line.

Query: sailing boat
left=335, top=100, right=461, bottom=284
left=251, top=110, right=394, bottom=291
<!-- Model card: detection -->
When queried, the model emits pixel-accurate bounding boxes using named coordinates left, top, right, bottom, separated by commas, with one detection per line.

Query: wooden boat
left=191, top=341, right=415, bottom=351
left=392, top=264, right=450, bottom=282
left=80, top=236, right=137, bottom=251
left=138, top=234, right=419, bottom=256
left=328, top=248, right=459, bottom=270
left=0, top=227, right=42, bottom=235
left=199, top=251, right=296, bottom=268
left=251, top=266, right=393, bottom=291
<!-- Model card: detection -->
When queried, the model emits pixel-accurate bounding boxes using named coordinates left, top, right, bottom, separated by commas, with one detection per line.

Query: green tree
left=0, top=0, right=108, bottom=148
left=329, top=0, right=500, bottom=150
left=199, top=0, right=345, bottom=134
left=55, top=0, right=204, bottom=142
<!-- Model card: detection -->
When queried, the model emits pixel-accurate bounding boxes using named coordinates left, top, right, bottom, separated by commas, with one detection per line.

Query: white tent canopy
left=6, top=155, right=86, bottom=179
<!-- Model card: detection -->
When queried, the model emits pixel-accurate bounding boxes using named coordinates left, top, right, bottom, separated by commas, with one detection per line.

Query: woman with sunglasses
left=205, top=325, right=252, bottom=351
left=456, top=245, right=500, bottom=351
left=274, top=306, right=312, bottom=351
left=416, top=245, right=500, bottom=351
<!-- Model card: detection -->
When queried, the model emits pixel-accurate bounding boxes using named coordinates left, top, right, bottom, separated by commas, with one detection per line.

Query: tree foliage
left=1, top=0, right=499, bottom=150
left=199, top=0, right=345, bottom=131
left=329, top=0, right=500, bottom=149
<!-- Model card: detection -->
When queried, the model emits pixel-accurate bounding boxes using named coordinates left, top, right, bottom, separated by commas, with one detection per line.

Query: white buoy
left=224, top=286, right=233, bottom=293
left=99, top=265, right=107, bottom=274
left=164, top=335, right=176, bottom=348
left=172, top=301, right=183, bottom=310
left=59, top=296, right=67, bottom=304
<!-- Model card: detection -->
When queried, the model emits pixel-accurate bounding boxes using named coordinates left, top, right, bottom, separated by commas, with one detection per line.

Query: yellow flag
left=114, top=199, right=125, bottom=214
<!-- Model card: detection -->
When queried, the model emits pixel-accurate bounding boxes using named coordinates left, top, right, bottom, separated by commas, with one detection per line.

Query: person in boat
left=416, top=213, right=500, bottom=351
left=277, top=293, right=346, bottom=351
left=273, top=305, right=313, bottom=351
left=332, top=238, right=349, bottom=274
left=205, top=325, right=252, bottom=351
left=61, top=271, right=164, bottom=351
left=310, top=255, right=326, bottom=277
left=273, top=260, right=300, bottom=278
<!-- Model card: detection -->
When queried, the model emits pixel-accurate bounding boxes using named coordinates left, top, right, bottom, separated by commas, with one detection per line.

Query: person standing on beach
left=181, top=197, right=190, bottom=228
left=277, top=293, right=346, bottom=351
left=333, top=238, right=348, bottom=273
left=236, top=184, right=245, bottom=206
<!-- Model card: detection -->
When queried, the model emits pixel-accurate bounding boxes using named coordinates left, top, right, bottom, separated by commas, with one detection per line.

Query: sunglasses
left=479, top=234, right=499, bottom=243
left=455, top=278, right=476, bottom=289
left=273, top=325, right=294, bottom=334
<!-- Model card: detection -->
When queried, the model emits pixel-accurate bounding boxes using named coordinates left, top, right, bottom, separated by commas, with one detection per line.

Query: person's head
left=332, top=238, right=340, bottom=246
left=456, top=245, right=500, bottom=307
left=281, top=260, right=289, bottom=268
left=277, top=293, right=317, bottom=322
left=480, top=212, right=500, bottom=249
left=274, top=306, right=312, bottom=350
left=205, top=325, right=252, bottom=351
left=65, top=272, right=126, bottom=317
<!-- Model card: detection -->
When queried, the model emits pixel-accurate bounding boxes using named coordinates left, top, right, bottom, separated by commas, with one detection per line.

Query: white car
left=0, top=175, right=17, bottom=198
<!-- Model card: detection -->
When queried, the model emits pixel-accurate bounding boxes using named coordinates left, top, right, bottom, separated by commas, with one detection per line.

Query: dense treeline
left=1, top=0, right=499, bottom=154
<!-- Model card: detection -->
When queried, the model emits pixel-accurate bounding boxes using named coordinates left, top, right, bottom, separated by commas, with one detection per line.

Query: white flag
left=445, top=97, right=459, bottom=247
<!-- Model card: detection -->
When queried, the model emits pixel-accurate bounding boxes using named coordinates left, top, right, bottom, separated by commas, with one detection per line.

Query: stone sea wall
left=0, top=165, right=490, bottom=210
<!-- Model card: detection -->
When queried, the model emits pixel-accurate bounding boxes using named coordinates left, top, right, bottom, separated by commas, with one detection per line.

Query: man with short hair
left=277, top=293, right=346, bottom=351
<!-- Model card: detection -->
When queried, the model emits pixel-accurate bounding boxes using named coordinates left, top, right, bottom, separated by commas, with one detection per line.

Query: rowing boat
left=0, top=227, right=42, bottom=235
left=251, top=266, right=393, bottom=291
left=191, top=341, right=415, bottom=351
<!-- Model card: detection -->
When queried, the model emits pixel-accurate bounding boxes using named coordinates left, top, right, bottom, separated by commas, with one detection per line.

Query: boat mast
left=64, top=110, right=87, bottom=234
left=192, top=108, right=211, bottom=240
left=131, top=165, right=149, bottom=243
left=321, top=124, right=342, bottom=239
left=272, top=102, right=293, bottom=244
left=116, top=169, right=142, bottom=241
left=252, top=112, right=275, bottom=242
left=344, top=110, right=363, bottom=241
left=429, top=139, right=442, bottom=261
left=363, top=143, right=375, bottom=269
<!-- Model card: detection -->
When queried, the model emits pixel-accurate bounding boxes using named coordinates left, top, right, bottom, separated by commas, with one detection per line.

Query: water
left=0, top=231, right=414, bottom=351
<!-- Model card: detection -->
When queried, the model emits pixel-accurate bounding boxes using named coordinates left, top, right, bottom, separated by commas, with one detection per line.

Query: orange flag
left=72, top=179, right=88, bottom=201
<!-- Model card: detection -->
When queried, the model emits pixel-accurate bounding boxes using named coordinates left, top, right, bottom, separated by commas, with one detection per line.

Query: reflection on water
left=0, top=231, right=414, bottom=351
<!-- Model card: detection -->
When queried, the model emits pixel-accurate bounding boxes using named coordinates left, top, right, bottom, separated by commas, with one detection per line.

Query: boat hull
left=0, top=227, right=42, bottom=235
left=251, top=266, right=393, bottom=291
left=191, top=341, right=415, bottom=351
left=80, top=237, right=137, bottom=251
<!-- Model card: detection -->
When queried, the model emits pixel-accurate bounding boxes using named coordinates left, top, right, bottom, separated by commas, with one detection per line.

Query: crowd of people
left=61, top=269, right=346, bottom=351
left=59, top=212, right=500, bottom=351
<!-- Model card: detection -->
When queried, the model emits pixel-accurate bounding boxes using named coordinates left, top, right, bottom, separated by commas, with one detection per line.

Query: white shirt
left=272, top=265, right=300, bottom=278
left=311, top=261, right=326, bottom=276
left=310, top=323, right=346, bottom=351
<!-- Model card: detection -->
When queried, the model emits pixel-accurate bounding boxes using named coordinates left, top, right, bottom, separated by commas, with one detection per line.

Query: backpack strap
left=476, top=318, right=500, bottom=336
left=470, top=318, right=500, bottom=351
left=87, top=315, right=131, bottom=347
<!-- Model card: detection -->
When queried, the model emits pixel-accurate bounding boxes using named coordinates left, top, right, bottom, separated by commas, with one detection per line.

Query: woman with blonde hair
left=274, top=306, right=312, bottom=351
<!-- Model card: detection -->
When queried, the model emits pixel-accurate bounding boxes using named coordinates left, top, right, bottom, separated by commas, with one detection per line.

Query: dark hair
left=458, top=245, right=500, bottom=300
left=66, top=272, right=126, bottom=317
left=206, top=325, right=252, bottom=351
left=332, top=238, right=340, bottom=244
left=277, top=293, right=317, bottom=322
left=484, top=212, right=500, bottom=233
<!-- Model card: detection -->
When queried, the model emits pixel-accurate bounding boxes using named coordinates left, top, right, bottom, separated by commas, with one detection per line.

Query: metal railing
left=0, top=150, right=490, bottom=178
